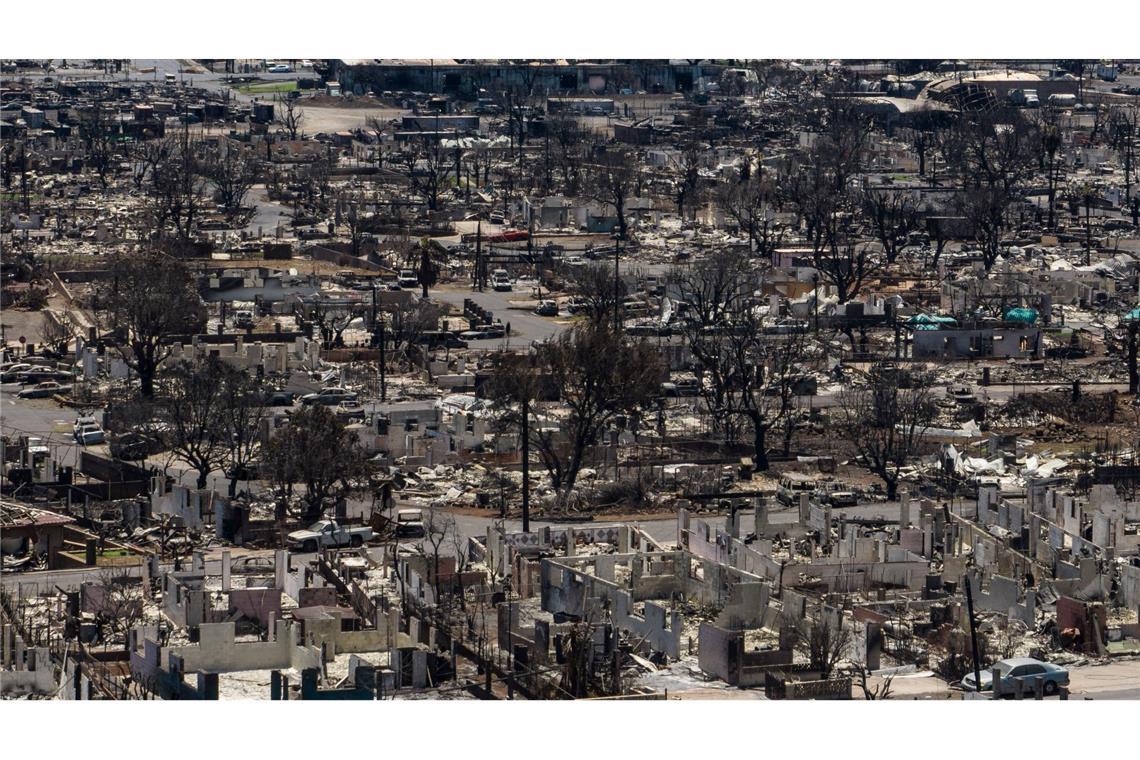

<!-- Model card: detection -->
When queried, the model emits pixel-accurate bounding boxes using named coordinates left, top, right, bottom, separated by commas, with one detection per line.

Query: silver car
left=961, top=657, right=1070, bottom=696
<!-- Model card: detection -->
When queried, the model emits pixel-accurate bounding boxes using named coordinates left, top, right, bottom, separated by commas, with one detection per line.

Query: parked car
left=110, top=431, right=163, bottom=460
left=17, top=381, right=71, bottom=399
left=334, top=400, right=366, bottom=420
left=672, top=378, right=700, bottom=396
left=16, top=368, right=73, bottom=385
left=418, top=331, right=468, bottom=350
left=265, top=389, right=296, bottom=406
left=823, top=491, right=858, bottom=507
left=397, top=269, right=419, bottom=289
left=776, top=474, right=819, bottom=506
left=74, top=416, right=105, bottom=446
left=226, top=462, right=261, bottom=481
left=947, top=386, right=977, bottom=404
left=287, top=520, right=373, bottom=552
left=301, top=388, right=358, bottom=406
left=566, top=297, right=590, bottom=315
left=461, top=324, right=506, bottom=341
left=268, top=64, right=292, bottom=74
left=960, top=657, right=1069, bottom=696
left=492, top=269, right=512, bottom=291
left=481, top=324, right=506, bottom=339
left=534, top=300, right=559, bottom=317
left=0, top=363, right=32, bottom=382
left=395, top=509, right=426, bottom=539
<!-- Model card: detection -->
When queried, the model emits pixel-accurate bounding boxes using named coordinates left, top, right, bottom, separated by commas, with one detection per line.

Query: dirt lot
left=299, top=104, right=408, bottom=133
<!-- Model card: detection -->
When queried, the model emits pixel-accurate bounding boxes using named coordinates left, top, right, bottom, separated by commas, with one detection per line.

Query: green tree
left=263, top=404, right=369, bottom=521
left=96, top=251, right=203, bottom=397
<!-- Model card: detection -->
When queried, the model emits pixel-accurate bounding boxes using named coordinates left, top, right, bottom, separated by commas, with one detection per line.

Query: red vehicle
left=486, top=230, right=529, bottom=244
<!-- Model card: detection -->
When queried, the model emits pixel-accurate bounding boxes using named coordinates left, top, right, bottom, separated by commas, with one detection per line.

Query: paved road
left=0, top=383, right=251, bottom=494
left=124, top=59, right=299, bottom=103
left=431, top=283, right=567, bottom=348
left=46, top=60, right=305, bottom=107
left=239, top=186, right=295, bottom=237
left=1068, top=659, right=1140, bottom=699
left=1, top=385, right=86, bottom=470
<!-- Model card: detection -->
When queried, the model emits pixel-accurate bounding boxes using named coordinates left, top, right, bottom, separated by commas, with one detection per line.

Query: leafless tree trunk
left=836, top=363, right=936, bottom=500
left=278, top=96, right=304, bottom=140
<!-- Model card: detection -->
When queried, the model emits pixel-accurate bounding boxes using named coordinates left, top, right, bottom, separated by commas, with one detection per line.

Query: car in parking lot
left=960, top=657, right=1070, bottom=696
left=482, top=324, right=506, bottom=338
left=534, top=300, right=559, bottom=317
left=16, top=368, right=73, bottom=385
left=301, top=387, right=358, bottom=406
left=265, top=389, right=296, bottom=406
left=461, top=324, right=506, bottom=341
left=74, top=416, right=105, bottom=446
left=110, top=431, right=164, bottom=460
left=0, top=363, right=32, bottom=382
left=418, top=331, right=468, bottom=350
left=267, top=64, right=292, bottom=73
left=17, top=381, right=71, bottom=399
left=822, top=490, right=858, bottom=507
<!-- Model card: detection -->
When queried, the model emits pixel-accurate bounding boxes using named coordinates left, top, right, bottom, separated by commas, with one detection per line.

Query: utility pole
left=453, top=129, right=461, bottom=185
left=812, top=273, right=820, bottom=333
left=378, top=312, right=387, bottom=402
left=613, top=235, right=622, bottom=334
left=370, top=281, right=377, bottom=337
left=893, top=315, right=901, bottom=360
left=521, top=394, right=530, bottom=534
left=544, top=125, right=551, bottom=192
left=1126, top=318, right=1138, bottom=395
left=1085, top=191, right=1093, bottom=266
left=963, top=572, right=983, bottom=694
left=474, top=220, right=483, bottom=292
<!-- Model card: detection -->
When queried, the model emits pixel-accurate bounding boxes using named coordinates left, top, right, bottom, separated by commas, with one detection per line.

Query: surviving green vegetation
left=234, top=80, right=298, bottom=95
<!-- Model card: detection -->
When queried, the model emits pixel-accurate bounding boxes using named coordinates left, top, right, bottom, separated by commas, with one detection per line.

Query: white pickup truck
left=287, top=520, right=373, bottom=552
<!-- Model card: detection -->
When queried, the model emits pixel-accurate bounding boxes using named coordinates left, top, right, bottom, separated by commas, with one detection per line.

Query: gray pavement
left=431, top=284, right=567, bottom=348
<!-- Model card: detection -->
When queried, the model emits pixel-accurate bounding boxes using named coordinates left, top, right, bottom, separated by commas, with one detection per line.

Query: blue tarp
left=1003, top=307, right=1038, bottom=325
left=907, top=314, right=957, bottom=331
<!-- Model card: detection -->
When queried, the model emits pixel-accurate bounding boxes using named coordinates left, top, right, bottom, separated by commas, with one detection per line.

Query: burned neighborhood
left=4, top=50, right=1140, bottom=711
